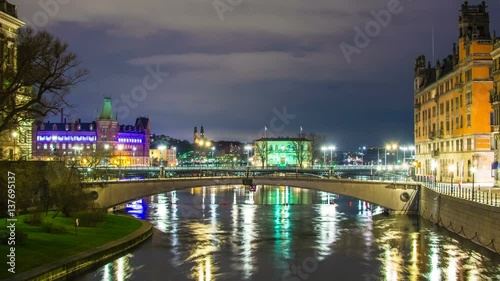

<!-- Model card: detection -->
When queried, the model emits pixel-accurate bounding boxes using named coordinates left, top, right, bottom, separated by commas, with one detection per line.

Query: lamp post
left=385, top=145, right=390, bottom=165
left=401, top=146, right=407, bottom=164
left=431, top=160, right=437, bottom=187
left=245, top=145, right=252, bottom=167
left=321, top=146, right=327, bottom=167
left=361, top=146, right=366, bottom=165
left=328, top=146, right=336, bottom=166
left=448, top=164, right=455, bottom=195
left=132, top=147, right=136, bottom=166
left=471, top=166, right=476, bottom=200
left=118, top=144, right=124, bottom=178
left=11, top=131, right=17, bottom=160
left=158, top=145, right=166, bottom=167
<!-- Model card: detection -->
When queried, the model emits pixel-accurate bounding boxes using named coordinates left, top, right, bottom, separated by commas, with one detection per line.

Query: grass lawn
left=0, top=212, right=142, bottom=280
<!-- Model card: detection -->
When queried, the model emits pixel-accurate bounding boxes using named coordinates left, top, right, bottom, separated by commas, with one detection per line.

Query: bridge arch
left=85, top=177, right=420, bottom=214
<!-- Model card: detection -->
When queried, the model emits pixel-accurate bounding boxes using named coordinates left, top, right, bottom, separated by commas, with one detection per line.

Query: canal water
left=74, top=185, right=500, bottom=281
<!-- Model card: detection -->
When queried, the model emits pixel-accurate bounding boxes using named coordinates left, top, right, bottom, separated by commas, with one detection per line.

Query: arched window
left=467, top=160, right=471, bottom=177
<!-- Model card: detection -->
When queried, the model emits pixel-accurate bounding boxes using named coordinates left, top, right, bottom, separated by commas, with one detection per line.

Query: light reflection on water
left=75, top=185, right=500, bottom=281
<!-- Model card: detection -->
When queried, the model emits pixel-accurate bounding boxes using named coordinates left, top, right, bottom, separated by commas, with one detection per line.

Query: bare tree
left=255, top=140, right=268, bottom=168
left=290, top=139, right=312, bottom=169
left=0, top=27, right=89, bottom=134
left=307, top=132, right=325, bottom=166
left=48, top=162, right=92, bottom=218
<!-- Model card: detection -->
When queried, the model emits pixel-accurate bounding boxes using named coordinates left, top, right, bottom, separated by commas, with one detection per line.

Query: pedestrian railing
left=424, top=182, right=499, bottom=207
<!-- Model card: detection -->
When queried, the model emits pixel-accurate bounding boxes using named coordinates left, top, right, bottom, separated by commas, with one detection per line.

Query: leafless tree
left=255, top=140, right=268, bottom=168
left=290, top=139, right=312, bottom=168
left=0, top=27, right=89, bottom=134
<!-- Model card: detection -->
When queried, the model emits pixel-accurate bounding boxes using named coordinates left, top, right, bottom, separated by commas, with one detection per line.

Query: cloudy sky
left=10, top=0, right=500, bottom=149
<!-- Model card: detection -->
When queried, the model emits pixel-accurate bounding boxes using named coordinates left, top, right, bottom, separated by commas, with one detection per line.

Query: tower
left=458, top=1, right=490, bottom=63
left=200, top=125, right=205, bottom=139
left=96, top=97, right=119, bottom=144
left=194, top=126, right=198, bottom=143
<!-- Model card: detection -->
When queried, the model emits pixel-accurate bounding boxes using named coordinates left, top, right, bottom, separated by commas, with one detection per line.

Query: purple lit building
left=32, top=98, right=151, bottom=166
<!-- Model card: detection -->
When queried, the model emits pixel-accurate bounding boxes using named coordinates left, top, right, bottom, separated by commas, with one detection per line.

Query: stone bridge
left=84, top=176, right=420, bottom=214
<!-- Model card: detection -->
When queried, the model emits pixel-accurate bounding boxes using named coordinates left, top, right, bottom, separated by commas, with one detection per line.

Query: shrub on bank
left=0, top=230, right=28, bottom=245
left=24, top=212, right=43, bottom=226
left=41, top=222, right=67, bottom=234
left=72, top=209, right=107, bottom=227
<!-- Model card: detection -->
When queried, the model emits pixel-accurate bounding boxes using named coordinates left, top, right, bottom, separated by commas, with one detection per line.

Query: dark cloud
left=10, top=0, right=500, bottom=149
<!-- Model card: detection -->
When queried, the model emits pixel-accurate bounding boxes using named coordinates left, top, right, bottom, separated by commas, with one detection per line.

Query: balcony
left=432, top=149, right=440, bottom=157
left=414, top=103, right=421, bottom=109
left=429, top=131, right=436, bottom=140
left=491, top=94, right=500, bottom=104
left=437, top=129, right=444, bottom=138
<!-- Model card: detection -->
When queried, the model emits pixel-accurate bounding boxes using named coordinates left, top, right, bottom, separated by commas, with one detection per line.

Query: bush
left=24, top=212, right=43, bottom=226
left=41, top=222, right=67, bottom=234
left=73, top=209, right=107, bottom=227
left=0, top=230, right=28, bottom=245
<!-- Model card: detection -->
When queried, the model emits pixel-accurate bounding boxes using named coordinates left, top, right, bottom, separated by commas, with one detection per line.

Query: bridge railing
left=80, top=164, right=409, bottom=172
left=421, top=181, right=500, bottom=207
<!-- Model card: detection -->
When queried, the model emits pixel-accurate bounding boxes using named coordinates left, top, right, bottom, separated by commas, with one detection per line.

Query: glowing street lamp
left=471, top=166, right=477, bottom=200
left=158, top=145, right=166, bottom=167
left=448, top=164, right=456, bottom=194
left=360, top=146, right=366, bottom=165
left=117, top=144, right=124, bottom=177
left=321, top=146, right=327, bottom=166
left=244, top=145, right=252, bottom=167
left=431, top=160, right=438, bottom=186
left=328, top=146, right=336, bottom=166
left=11, top=131, right=17, bottom=160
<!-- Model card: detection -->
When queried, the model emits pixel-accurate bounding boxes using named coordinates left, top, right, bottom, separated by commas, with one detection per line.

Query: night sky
left=11, top=0, right=500, bottom=149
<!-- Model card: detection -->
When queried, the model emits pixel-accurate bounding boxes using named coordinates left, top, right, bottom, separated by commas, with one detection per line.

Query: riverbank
left=0, top=212, right=149, bottom=280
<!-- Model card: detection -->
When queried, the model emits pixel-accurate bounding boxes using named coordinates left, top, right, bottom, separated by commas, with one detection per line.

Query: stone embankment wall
left=419, top=186, right=500, bottom=253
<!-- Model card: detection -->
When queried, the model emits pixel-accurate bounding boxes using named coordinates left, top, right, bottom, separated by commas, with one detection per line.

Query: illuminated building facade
left=253, top=137, right=312, bottom=168
left=32, top=97, right=151, bottom=166
left=490, top=33, right=500, bottom=186
left=0, top=1, right=32, bottom=160
left=414, top=1, right=494, bottom=184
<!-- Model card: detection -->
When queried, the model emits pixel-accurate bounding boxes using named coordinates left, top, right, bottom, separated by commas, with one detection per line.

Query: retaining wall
left=419, top=186, right=500, bottom=253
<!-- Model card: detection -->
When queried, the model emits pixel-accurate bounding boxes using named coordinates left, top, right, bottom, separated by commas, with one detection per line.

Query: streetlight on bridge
left=327, top=146, right=336, bottom=166
left=471, top=166, right=476, bottom=200
left=448, top=164, right=456, bottom=195
left=321, top=147, right=327, bottom=167
left=244, top=145, right=252, bottom=167
left=431, top=160, right=437, bottom=187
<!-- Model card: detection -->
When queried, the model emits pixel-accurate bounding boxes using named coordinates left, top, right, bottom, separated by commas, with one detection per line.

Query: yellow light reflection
left=315, top=203, right=337, bottom=259
left=242, top=204, right=256, bottom=279
left=409, top=233, right=419, bottom=281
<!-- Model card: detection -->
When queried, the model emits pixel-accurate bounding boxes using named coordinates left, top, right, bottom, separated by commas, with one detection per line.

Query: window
left=440, top=103, right=444, bottom=115
left=455, top=97, right=459, bottom=110
left=467, top=138, right=472, bottom=150
left=466, top=90, right=472, bottom=105
left=432, top=106, right=436, bottom=117
left=460, top=95, right=463, bottom=107
left=446, top=101, right=449, bottom=113
left=460, top=115, right=463, bottom=128
left=455, top=117, right=459, bottom=129
left=467, top=111, right=471, bottom=127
